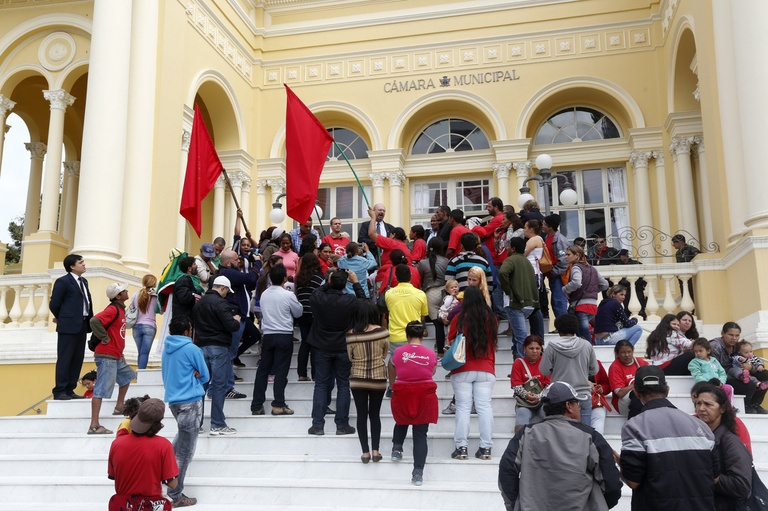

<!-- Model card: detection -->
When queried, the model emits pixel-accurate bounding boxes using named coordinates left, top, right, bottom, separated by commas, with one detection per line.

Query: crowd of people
left=47, top=197, right=766, bottom=509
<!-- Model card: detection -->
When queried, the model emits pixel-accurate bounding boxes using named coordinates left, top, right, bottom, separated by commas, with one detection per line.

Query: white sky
left=0, top=113, right=30, bottom=244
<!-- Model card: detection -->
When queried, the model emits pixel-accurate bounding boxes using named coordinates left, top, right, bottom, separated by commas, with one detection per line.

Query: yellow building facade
left=0, top=0, right=766, bottom=414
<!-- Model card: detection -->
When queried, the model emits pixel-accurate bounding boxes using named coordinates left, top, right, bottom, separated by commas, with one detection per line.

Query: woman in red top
left=447, top=286, right=497, bottom=460
left=317, top=242, right=335, bottom=275
left=608, top=340, right=648, bottom=417
left=367, top=208, right=412, bottom=295
left=511, top=335, right=551, bottom=432
left=409, top=225, right=427, bottom=264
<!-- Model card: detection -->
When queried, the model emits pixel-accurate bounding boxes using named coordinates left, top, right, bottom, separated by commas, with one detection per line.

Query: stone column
left=61, top=161, right=80, bottom=243
left=670, top=136, right=699, bottom=241
left=268, top=178, right=288, bottom=231
left=228, top=171, right=244, bottom=236
left=513, top=160, right=532, bottom=208
left=0, top=95, right=16, bottom=178
left=72, top=0, right=132, bottom=262
left=39, top=90, right=75, bottom=232
left=493, top=162, right=511, bottom=203
left=120, top=0, right=159, bottom=270
left=255, top=180, right=268, bottom=233
left=370, top=172, right=386, bottom=207
left=629, top=151, right=654, bottom=231
left=212, top=175, right=226, bottom=240
left=241, top=175, right=251, bottom=228
left=693, top=136, right=714, bottom=247
left=652, top=152, right=672, bottom=241
left=387, top=171, right=406, bottom=228
left=22, top=143, right=46, bottom=240
left=176, top=129, right=191, bottom=248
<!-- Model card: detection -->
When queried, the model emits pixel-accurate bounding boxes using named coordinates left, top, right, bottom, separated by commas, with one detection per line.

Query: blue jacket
left=161, top=334, right=210, bottom=405
left=337, top=252, right=377, bottom=297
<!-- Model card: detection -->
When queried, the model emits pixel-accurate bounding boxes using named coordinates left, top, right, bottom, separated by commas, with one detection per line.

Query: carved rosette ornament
left=38, top=32, right=76, bottom=71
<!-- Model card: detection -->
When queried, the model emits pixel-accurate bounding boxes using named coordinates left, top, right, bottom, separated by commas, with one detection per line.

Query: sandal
left=87, top=425, right=113, bottom=435
left=112, top=408, right=125, bottom=416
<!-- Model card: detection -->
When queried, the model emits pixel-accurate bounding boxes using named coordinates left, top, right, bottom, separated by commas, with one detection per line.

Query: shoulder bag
left=514, top=359, right=544, bottom=409
left=125, top=293, right=139, bottom=329
left=441, top=332, right=466, bottom=371
left=537, top=239, right=554, bottom=274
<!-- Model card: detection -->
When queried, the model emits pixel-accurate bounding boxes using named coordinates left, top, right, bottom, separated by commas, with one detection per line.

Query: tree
left=5, top=215, right=23, bottom=265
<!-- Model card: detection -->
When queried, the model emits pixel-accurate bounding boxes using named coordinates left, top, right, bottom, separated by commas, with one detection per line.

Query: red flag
left=285, top=84, right=333, bottom=223
left=180, top=105, right=223, bottom=237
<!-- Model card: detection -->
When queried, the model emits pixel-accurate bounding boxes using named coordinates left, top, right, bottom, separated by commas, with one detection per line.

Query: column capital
left=369, top=171, right=387, bottom=188
left=255, top=179, right=269, bottom=194
left=228, top=170, right=246, bottom=188
left=267, top=178, right=285, bottom=194
left=693, top=135, right=705, bottom=153
left=693, top=83, right=701, bottom=102
left=0, top=94, right=16, bottom=118
left=492, top=162, right=511, bottom=178
left=387, top=171, right=406, bottom=187
left=241, top=175, right=252, bottom=193
left=652, top=150, right=665, bottom=166
left=670, top=136, right=695, bottom=156
left=4, top=124, right=10, bottom=134
left=512, top=160, right=532, bottom=178
left=42, top=89, right=75, bottom=111
left=215, top=174, right=227, bottom=189
left=24, top=142, right=47, bottom=160
left=181, top=129, right=191, bottom=152
left=63, top=161, right=80, bottom=178
left=629, top=151, right=653, bottom=169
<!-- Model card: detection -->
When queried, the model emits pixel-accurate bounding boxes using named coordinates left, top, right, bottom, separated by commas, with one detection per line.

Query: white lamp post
left=268, top=193, right=326, bottom=236
left=518, top=154, right=577, bottom=215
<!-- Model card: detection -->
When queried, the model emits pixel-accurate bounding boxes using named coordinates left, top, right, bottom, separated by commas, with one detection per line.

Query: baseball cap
left=200, top=242, right=216, bottom=258
left=212, top=275, right=234, bottom=293
left=634, top=365, right=667, bottom=392
left=541, top=381, right=589, bottom=404
left=129, top=398, right=165, bottom=434
left=106, top=282, right=128, bottom=300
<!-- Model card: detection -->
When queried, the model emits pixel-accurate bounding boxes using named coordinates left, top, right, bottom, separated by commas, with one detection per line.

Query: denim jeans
left=514, top=405, right=545, bottom=429
left=311, top=349, right=352, bottom=430
left=504, top=306, right=545, bottom=357
left=591, top=405, right=606, bottom=434
left=451, top=371, right=495, bottom=449
left=595, top=324, right=643, bottom=346
left=250, top=333, right=294, bottom=409
left=579, top=399, right=592, bottom=427
left=132, top=323, right=157, bottom=370
left=575, top=311, right=594, bottom=343
left=201, top=345, right=230, bottom=428
left=491, top=285, right=506, bottom=320
left=227, top=320, right=246, bottom=391
left=167, top=399, right=203, bottom=502
left=548, top=275, right=568, bottom=319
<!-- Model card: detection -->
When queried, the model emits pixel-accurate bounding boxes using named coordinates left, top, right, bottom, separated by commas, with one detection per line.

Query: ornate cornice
left=24, top=142, right=47, bottom=160
left=42, top=89, right=75, bottom=111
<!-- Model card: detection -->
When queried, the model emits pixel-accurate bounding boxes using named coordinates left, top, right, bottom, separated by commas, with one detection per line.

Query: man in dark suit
left=357, top=202, right=394, bottom=256
left=49, top=253, right=93, bottom=400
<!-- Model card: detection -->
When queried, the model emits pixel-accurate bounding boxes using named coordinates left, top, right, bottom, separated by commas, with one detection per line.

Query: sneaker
left=172, top=494, right=197, bottom=507
left=451, top=447, right=468, bottom=460
left=411, top=472, right=423, bottom=486
left=234, top=373, right=244, bottom=382
left=198, top=427, right=204, bottom=434
left=225, top=390, right=246, bottom=399
left=443, top=402, right=456, bottom=415
left=307, top=427, right=325, bottom=436
left=268, top=375, right=275, bottom=383
left=233, top=358, right=246, bottom=368
left=271, top=406, right=294, bottom=416
left=745, top=405, right=758, bottom=414
left=251, top=407, right=265, bottom=416
left=475, top=447, right=492, bottom=460
left=336, top=425, right=356, bottom=435
left=209, top=426, right=237, bottom=436
left=742, top=370, right=751, bottom=384
left=391, top=449, right=403, bottom=461
left=385, top=387, right=393, bottom=398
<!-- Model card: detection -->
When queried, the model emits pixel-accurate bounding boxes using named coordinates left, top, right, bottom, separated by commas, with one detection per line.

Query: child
left=80, top=370, right=97, bottom=398
left=688, top=338, right=734, bottom=402
left=116, top=394, right=150, bottom=437
left=730, top=340, right=768, bottom=389
left=438, top=279, right=460, bottom=325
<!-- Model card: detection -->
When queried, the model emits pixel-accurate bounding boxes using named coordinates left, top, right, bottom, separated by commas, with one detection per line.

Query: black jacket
left=308, top=282, right=366, bottom=352
left=358, top=220, right=394, bottom=256
left=193, top=290, right=240, bottom=347
left=173, top=274, right=200, bottom=322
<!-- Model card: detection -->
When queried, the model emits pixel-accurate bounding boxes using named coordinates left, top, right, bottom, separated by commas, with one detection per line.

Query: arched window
left=327, top=127, right=369, bottom=160
left=411, top=118, right=490, bottom=154
left=535, top=107, right=621, bottom=145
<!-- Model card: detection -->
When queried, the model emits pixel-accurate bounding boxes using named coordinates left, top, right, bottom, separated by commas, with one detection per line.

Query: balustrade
left=0, top=274, right=53, bottom=329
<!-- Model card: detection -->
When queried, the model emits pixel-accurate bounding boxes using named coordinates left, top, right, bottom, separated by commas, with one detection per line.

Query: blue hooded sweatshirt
left=161, top=334, right=210, bottom=406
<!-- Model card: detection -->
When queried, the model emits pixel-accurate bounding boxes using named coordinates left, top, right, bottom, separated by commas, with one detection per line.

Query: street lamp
left=518, top=154, right=577, bottom=215
left=269, top=193, right=326, bottom=236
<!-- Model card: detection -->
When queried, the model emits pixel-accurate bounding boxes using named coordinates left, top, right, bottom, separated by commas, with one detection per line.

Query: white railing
left=595, top=262, right=696, bottom=320
left=0, top=273, right=53, bottom=329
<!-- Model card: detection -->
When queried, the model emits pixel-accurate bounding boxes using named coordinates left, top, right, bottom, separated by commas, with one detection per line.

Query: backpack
left=88, top=303, right=121, bottom=352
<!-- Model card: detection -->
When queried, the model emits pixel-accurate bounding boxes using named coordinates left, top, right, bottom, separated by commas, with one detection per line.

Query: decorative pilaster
left=629, top=151, right=654, bottom=232
left=22, top=142, right=47, bottom=242
left=61, top=161, right=80, bottom=243
left=255, top=180, right=268, bottom=232
left=39, top=90, right=75, bottom=233
left=387, top=171, right=406, bottom=228
left=670, top=136, right=699, bottom=240
left=0, top=95, right=16, bottom=179
left=369, top=172, right=387, bottom=206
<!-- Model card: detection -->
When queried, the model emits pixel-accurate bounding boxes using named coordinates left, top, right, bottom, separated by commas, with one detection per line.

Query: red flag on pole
left=284, top=84, right=333, bottom=224
left=180, top=105, right=223, bottom=237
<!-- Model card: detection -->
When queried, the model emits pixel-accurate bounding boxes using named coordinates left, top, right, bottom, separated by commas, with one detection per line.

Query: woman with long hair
left=608, top=340, right=647, bottom=417
left=408, top=224, right=427, bottom=263
left=347, top=302, right=389, bottom=464
left=710, top=322, right=768, bottom=414
left=645, top=313, right=694, bottom=375
left=511, top=335, right=550, bottom=432
left=277, top=233, right=299, bottom=281
left=294, top=253, right=325, bottom=381
left=447, top=286, right=498, bottom=460
left=562, top=244, right=609, bottom=342
left=417, top=237, right=449, bottom=355
left=131, top=274, right=158, bottom=369
left=677, top=310, right=699, bottom=339
left=593, top=284, right=644, bottom=345
left=317, top=242, right=334, bottom=275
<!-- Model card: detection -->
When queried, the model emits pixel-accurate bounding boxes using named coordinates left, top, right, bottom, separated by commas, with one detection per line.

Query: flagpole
left=333, top=141, right=371, bottom=210
left=219, top=169, right=250, bottom=235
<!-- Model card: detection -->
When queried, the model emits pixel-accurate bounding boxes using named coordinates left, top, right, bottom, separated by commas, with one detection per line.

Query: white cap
left=212, top=275, right=234, bottom=293
left=106, top=282, right=128, bottom=300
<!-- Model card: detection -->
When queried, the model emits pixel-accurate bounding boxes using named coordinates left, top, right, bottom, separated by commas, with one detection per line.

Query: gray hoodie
left=539, top=335, right=597, bottom=398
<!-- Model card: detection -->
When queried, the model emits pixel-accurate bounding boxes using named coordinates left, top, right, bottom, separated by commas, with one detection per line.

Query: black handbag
left=742, top=466, right=768, bottom=511
left=376, top=268, right=394, bottom=314
left=88, top=303, right=120, bottom=352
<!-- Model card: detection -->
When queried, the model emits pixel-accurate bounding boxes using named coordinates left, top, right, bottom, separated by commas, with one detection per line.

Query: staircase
left=0, top=329, right=766, bottom=511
